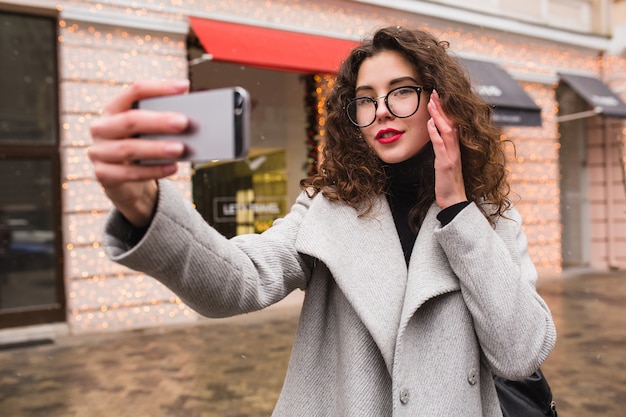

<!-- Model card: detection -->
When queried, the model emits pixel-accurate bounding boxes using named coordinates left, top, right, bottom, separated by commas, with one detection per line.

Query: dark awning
left=459, top=58, right=542, bottom=127
left=189, top=17, right=359, bottom=74
left=558, top=73, right=626, bottom=119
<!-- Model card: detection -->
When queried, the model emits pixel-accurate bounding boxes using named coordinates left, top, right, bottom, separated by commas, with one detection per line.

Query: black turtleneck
left=384, top=146, right=469, bottom=266
left=384, top=152, right=426, bottom=265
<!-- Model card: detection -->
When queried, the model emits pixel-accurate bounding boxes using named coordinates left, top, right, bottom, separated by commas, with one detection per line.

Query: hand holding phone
left=135, top=87, right=251, bottom=163
left=89, top=80, right=249, bottom=226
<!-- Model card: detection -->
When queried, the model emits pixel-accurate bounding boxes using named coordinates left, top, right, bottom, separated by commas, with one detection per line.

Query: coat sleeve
left=434, top=202, right=556, bottom=380
left=103, top=179, right=312, bottom=318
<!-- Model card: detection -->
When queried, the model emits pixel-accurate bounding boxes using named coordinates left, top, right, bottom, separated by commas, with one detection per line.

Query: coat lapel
left=400, top=206, right=461, bottom=327
left=294, top=194, right=407, bottom=369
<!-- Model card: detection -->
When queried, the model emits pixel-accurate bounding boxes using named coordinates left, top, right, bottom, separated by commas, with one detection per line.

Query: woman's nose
left=374, top=97, right=393, bottom=119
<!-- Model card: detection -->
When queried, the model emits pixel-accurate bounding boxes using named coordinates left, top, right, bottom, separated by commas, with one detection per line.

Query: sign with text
left=212, top=196, right=284, bottom=223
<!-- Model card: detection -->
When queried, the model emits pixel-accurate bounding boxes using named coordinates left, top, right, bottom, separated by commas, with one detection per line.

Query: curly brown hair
left=301, top=26, right=511, bottom=231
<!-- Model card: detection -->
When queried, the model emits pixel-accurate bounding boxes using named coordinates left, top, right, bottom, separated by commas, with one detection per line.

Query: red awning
left=189, top=17, right=359, bottom=74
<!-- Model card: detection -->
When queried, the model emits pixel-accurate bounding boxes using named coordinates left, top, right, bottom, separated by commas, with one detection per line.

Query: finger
left=428, top=117, right=450, bottom=163
left=88, top=139, right=185, bottom=164
left=427, top=89, right=456, bottom=137
left=92, top=160, right=179, bottom=187
left=427, top=117, right=443, bottom=146
left=90, top=109, right=189, bottom=140
left=103, top=79, right=190, bottom=116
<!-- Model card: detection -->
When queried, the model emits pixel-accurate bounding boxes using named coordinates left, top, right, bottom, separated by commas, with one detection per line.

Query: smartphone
left=135, top=86, right=250, bottom=163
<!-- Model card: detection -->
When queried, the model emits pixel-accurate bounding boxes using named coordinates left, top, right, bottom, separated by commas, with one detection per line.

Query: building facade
left=0, top=0, right=625, bottom=336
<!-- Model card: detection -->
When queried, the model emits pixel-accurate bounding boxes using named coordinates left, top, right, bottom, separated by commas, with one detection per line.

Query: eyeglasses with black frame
left=345, top=85, right=427, bottom=128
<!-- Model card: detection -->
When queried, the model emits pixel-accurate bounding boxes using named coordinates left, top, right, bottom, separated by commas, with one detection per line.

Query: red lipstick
left=375, top=128, right=403, bottom=144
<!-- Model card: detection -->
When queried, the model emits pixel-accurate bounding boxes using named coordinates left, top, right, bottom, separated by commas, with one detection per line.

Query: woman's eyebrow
left=354, top=76, right=420, bottom=95
left=389, top=76, right=419, bottom=86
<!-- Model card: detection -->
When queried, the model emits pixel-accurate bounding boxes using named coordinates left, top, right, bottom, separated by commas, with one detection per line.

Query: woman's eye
left=393, top=88, right=413, bottom=97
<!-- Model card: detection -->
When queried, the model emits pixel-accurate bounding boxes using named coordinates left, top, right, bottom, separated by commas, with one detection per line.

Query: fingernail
left=164, top=142, right=184, bottom=156
left=169, top=114, right=188, bottom=130
left=172, top=79, right=190, bottom=90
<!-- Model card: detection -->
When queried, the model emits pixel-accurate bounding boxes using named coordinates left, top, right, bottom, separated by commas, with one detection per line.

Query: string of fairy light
left=59, top=14, right=198, bottom=332
left=303, top=74, right=334, bottom=176
left=303, top=74, right=320, bottom=176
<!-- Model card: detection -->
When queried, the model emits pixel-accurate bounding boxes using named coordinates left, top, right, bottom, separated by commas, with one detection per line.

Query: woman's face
left=354, top=50, right=431, bottom=164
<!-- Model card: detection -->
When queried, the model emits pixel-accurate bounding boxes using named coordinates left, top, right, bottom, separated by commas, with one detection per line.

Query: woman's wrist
left=114, top=181, right=159, bottom=228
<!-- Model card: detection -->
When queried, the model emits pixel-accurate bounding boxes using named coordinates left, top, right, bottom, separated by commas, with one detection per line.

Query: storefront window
left=193, top=150, right=287, bottom=238
left=0, top=12, right=58, bottom=145
left=0, top=160, right=58, bottom=309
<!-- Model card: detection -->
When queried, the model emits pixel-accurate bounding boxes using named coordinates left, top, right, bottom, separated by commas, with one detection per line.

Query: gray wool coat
left=104, top=180, right=556, bottom=417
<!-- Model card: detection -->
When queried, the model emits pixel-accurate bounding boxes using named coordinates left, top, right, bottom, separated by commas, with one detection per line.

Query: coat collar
left=401, top=207, right=461, bottom=326
left=294, top=193, right=460, bottom=369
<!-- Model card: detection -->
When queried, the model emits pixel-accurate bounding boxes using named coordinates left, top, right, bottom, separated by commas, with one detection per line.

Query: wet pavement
left=538, top=271, right=626, bottom=416
left=0, top=271, right=625, bottom=417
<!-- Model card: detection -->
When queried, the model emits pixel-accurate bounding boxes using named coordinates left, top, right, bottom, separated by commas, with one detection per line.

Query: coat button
left=467, top=369, right=478, bottom=385
left=399, top=387, right=410, bottom=404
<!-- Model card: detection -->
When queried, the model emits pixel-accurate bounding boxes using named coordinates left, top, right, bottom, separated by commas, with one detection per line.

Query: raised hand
left=426, top=89, right=468, bottom=209
left=88, top=80, right=189, bottom=227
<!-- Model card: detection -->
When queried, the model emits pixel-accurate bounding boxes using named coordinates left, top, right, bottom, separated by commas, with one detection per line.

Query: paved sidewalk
left=0, top=271, right=625, bottom=416
left=538, top=271, right=626, bottom=416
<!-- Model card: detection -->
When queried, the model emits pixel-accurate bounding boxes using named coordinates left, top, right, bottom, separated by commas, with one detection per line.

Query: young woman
left=89, top=26, right=556, bottom=416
